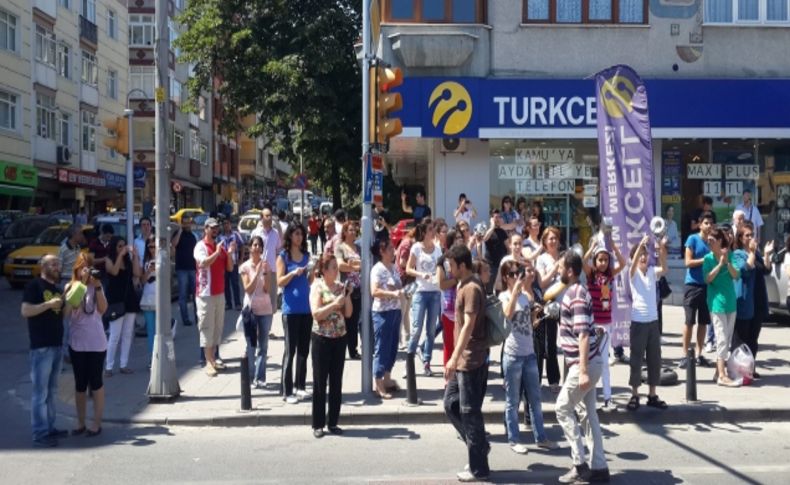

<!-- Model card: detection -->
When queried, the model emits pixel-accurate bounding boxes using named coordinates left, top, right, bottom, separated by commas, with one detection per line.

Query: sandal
left=375, top=388, right=393, bottom=400
left=627, top=395, right=640, bottom=411
left=72, top=427, right=86, bottom=436
left=646, top=395, right=668, bottom=410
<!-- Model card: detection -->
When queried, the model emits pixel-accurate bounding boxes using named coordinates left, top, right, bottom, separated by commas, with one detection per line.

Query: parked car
left=170, top=208, right=205, bottom=224
left=0, top=215, right=73, bottom=263
left=3, top=224, right=94, bottom=288
left=238, top=210, right=262, bottom=243
left=390, top=219, right=415, bottom=249
left=766, top=249, right=790, bottom=318
left=319, top=201, right=334, bottom=216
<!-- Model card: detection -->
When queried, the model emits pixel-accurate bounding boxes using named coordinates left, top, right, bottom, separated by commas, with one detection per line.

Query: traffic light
left=102, top=116, right=129, bottom=156
left=375, top=65, right=403, bottom=145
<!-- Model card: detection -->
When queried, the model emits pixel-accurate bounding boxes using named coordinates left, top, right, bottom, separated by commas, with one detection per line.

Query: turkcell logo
left=599, top=75, right=636, bottom=119
left=429, top=81, right=472, bottom=135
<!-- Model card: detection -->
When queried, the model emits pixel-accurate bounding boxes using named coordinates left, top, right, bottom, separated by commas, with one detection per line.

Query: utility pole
left=359, top=0, right=373, bottom=394
left=147, top=0, right=180, bottom=399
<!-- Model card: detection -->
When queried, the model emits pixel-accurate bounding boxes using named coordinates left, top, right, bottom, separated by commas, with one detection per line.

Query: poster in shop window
left=596, top=65, right=656, bottom=348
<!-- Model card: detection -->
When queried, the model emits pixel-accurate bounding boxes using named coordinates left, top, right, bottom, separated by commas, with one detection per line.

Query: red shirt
left=194, top=239, right=227, bottom=297
left=308, top=218, right=320, bottom=236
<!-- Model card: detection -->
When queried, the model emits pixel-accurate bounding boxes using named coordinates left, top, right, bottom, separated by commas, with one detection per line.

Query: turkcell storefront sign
left=398, top=78, right=790, bottom=139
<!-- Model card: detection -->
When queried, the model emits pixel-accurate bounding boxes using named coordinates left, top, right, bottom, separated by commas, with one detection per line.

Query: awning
left=171, top=178, right=202, bottom=191
left=0, top=183, right=34, bottom=197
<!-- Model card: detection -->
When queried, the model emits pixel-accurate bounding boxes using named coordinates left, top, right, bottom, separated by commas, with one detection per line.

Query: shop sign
left=57, top=168, right=106, bottom=188
left=583, top=196, right=598, bottom=208
left=703, top=181, right=721, bottom=196
left=687, top=163, right=721, bottom=179
left=0, top=160, right=38, bottom=188
left=724, top=165, right=759, bottom=180
left=98, top=170, right=126, bottom=190
left=549, top=163, right=595, bottom=180
left=133, top=165, right=146, bottom=188
left=497, top=163, right=594, bottom=180
left=583, top=184, right=598, bottom=196
left=725, top=181, right=743, bottom=196
left=515, top=148, right=575, bottom=164
left=516, top=179, right=575, bottom=195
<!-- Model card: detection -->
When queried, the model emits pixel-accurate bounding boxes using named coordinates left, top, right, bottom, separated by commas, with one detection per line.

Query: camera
left=90, top=269, right=101, bottom=278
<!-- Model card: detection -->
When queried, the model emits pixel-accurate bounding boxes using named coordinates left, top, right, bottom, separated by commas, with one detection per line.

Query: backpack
left=485, top=294, right=511, bottom=347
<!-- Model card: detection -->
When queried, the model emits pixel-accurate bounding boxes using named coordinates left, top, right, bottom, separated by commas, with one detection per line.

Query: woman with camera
left=104, top=236, right=141, bottom=376
left=240, top=235, right=274, bottom=389
left=334, top=221, right=362, bottom=360
left=535, top=226, right=563, bottom=391
left=309, top=253, right=352, bottom=437
left=64, top=253, right=107, bottom=437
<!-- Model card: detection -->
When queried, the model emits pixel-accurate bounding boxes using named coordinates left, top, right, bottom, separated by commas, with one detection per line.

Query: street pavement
left=4, top=284, right=790, bottom=430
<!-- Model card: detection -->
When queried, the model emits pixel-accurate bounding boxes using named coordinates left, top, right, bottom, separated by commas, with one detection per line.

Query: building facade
left=377, top=0, right=790, bottom=291
left=1, top=0, right=130, bottom=213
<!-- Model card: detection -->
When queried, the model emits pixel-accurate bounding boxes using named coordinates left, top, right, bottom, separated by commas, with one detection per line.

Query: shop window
left=384, top=0, right=486, bottom=23
left=705, top=0, right=790, bottom=24
left=523, top=0, right=647, bottom=23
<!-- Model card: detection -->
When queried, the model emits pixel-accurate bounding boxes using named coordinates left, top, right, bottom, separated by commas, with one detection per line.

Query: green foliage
left=176, top=0, right=362, bottom=204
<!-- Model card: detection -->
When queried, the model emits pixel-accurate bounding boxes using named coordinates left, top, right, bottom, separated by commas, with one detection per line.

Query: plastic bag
left=727, top=343, right=755, bottom=385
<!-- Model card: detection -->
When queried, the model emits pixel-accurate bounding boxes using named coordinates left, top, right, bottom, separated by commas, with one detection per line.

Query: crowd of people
left=20, top=190, right=776, bottom=483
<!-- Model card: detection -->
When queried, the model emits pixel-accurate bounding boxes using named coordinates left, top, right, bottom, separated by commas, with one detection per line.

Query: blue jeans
left=246, top=314, right=273, bottom=382
left=225, top=265, right=242, bottom=308
left=705, top=321, right=716, bottom=346
left=176, top=270, right=196, bottom=325
left=408, top=291, right=441, bottom=363
left=30, top=346, right=63, bottom=441
left=503, top=352, right=547, bottom=444
left=144, top=310, right=156, bottom=356
left=373, top=309, right=401, bottom=379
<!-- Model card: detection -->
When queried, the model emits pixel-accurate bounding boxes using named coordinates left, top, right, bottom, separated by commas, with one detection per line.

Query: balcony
left=80, top=16, right=98, bottom=46
left=33, top=137, right=57, bottom=164
left=34, top=61, right=57, bottom=91
left=81, top=83, right=98, bottom=106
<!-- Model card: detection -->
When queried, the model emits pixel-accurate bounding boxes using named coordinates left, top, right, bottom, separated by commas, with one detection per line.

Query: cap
left=204, top=217, right=220, bottom=228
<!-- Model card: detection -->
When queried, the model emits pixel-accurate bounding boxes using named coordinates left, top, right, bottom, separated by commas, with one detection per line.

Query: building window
left=81, top=0, right=96, bottom=23
left=0, top=9, right=17, bottom=53
left=81, top=110, right=96, bottom=153
left=523, top=0, right=647, bottom=23
left=59, top=113, right=71, bottom=147
left=0, top=90, right=18, bottom=131
left=200, top=143, right=209, bottom=165
left=81, top=50, right=98, bottom=86
left=107, top=69, right=117, bottom=99
left=190, top=129, right=200, bottom=159
left=108, top=9, right=117, bottom=39
left=35, top=25, right=57, bottom=66
left=171, top=78, right=182, bottom=105
left=175, top=0, right=185, bottom=11
left=705, top=0, right=790, bottom=23
left=170, top=129, right=184, bottom=155
left=169, top=20, right=180, bottom=55
left=130, top=66, right=154, bottom=98
left=198, top=96, right=207, bottom=120
left=56, top=42, right=71, bottom=78
left=60, top=0, right=71, bottom=9
left=129, top=14, right=155, bottom=46
left=36, top=94, right=57, bottom=140
left=384, top=0, right=485, bottom=22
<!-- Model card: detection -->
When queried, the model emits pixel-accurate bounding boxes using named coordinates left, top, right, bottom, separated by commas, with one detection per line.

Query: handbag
left=658, top=276, right=672, bottom=300
left=485, top=294, right=511, bottom=348
left=103, top=301, right=126, bottom=326
left=241, top=305, right=257, bottom=347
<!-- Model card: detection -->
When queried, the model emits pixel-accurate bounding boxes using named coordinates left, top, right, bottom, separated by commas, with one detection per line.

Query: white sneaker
left=608, top=355, right=617, bottom=366
left=704, top=342, right=715, bottom=354
left=510, top=443, right=529, bottom=455
left=296, top=389, right=312, bottom=400
left=600, top=399, right=617, bottom=412
left=284, top=395, right=298, bottom=404
left=660, top=336, right=669, bottom=345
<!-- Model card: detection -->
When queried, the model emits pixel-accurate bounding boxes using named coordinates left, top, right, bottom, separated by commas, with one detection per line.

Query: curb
left=92, top=404, right=790, bottom=428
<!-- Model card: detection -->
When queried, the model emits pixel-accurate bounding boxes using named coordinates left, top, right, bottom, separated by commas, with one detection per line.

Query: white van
left=287, top=189, right=313, bottom=205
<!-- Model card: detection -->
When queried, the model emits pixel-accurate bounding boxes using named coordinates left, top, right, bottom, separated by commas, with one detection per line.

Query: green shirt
left=702, top=252, right=740, bottom=314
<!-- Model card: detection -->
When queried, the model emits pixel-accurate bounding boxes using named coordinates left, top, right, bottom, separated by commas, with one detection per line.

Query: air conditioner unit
left=440, top=137, right=466, bottom=154
left=57, top=145, right=72, bottom=165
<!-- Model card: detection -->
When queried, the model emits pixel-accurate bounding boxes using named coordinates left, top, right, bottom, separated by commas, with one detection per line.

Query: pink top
left=239, top=259, right=273, bottom=316
left=69, top=286, right=108, bottom=352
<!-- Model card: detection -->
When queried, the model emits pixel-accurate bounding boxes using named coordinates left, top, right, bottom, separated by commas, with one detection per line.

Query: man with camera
left=21, top=254, right=67, bottom=447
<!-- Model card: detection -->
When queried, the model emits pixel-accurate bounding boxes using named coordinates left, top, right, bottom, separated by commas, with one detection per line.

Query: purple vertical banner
left=595, top=65, right=655, bottom=348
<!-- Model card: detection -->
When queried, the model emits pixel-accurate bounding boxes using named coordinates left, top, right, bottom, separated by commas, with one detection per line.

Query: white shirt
left=410, top=242, right=442, bottom=293
left=134, top=236, right=150, bottom=267
left=455, top=209, right=472, bottom=225
left=735, top=202, right=764, bottom=230
left=630, top=266, right=658, bottom=322
left=251, top=224, right=281, bottom=268
left=371, top=262, right=402, bottom=312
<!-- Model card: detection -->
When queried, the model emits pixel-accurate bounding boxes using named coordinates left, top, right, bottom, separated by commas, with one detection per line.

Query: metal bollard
left=686, top=347, right=698, bottom=402
left=405, top=352, right=422, bottom=406
left=240, top=353, right=252, bottom=411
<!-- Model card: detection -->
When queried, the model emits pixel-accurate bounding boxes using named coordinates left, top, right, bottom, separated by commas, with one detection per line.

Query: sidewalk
left=20, top=304, right=790, bottom=427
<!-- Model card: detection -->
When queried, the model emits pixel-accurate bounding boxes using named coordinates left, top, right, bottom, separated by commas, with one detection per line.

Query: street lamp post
left=124, top=88, right=147, bottom=241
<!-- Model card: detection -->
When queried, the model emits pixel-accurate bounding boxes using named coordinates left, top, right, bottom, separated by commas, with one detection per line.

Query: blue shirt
left=733, top=249, right=756, bottom=320
left=412, top=204, right=431, bottom=224
left=280, top=250, right=311, bottom=314
left=684, top=233, right=710, bottom=285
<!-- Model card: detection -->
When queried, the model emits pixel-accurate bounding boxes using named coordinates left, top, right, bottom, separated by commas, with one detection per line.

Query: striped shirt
left=587, top=271, right=612, bottom=325
left=559, top=283, right=599, bottom=366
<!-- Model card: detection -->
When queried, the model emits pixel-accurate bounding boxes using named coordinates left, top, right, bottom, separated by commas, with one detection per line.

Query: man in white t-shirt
left=251, top=208, right=282, bottom=312
left=735, top=189, right=763, bottom=239
left=134, top=217, right=153, bottom=267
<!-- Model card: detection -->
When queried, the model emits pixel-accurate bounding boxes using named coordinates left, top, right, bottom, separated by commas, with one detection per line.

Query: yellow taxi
left=170, top=208, right=205, bottom=224
left=3, top=224, right=93, bottom=289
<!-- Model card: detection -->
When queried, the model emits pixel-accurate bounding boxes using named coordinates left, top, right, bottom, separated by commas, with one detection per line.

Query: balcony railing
left=80, top=15, right=98, bottom=45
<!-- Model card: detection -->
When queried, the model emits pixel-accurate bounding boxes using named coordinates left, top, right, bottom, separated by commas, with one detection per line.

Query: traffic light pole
left=147, top=0, right=180, bottom=399
left=360, top=0, right=373, bottom=395
left=124, top=108, right=134, bottom=241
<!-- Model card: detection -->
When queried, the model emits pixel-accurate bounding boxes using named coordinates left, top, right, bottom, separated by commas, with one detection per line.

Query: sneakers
left=608, top=355, right=617, bottom=366
left=295, top=389, right=312, bottom=400
left=600, top=399, right=617, bottom=412
left=677, top=357, right=688, bottom=369
left=32, top=436, right=58, bottom=448
left=456, top=470, right=489, bottom=482
left=284, top=395, right=299, bottom=404
left=510, top=443, right=529, bottom=454
left=559, top=464, right=590, bottom=484
left=537, top=439, right=559, bottom=450
left=424, top=363, right=433, bottom=377
left=704, top=342, right=715, bottom=354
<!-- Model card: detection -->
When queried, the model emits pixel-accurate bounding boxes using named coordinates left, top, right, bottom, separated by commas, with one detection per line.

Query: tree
left=176, top=0, right=361, bottom=208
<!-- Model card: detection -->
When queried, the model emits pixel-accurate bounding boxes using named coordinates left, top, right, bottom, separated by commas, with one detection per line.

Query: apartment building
left=128, top=0, right=212, bottom=214
left=0, top=0, right=128, bottom=213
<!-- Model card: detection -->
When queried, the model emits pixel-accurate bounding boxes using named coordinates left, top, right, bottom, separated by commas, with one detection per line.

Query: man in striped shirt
left=555, top=251, right=609, bottom=484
